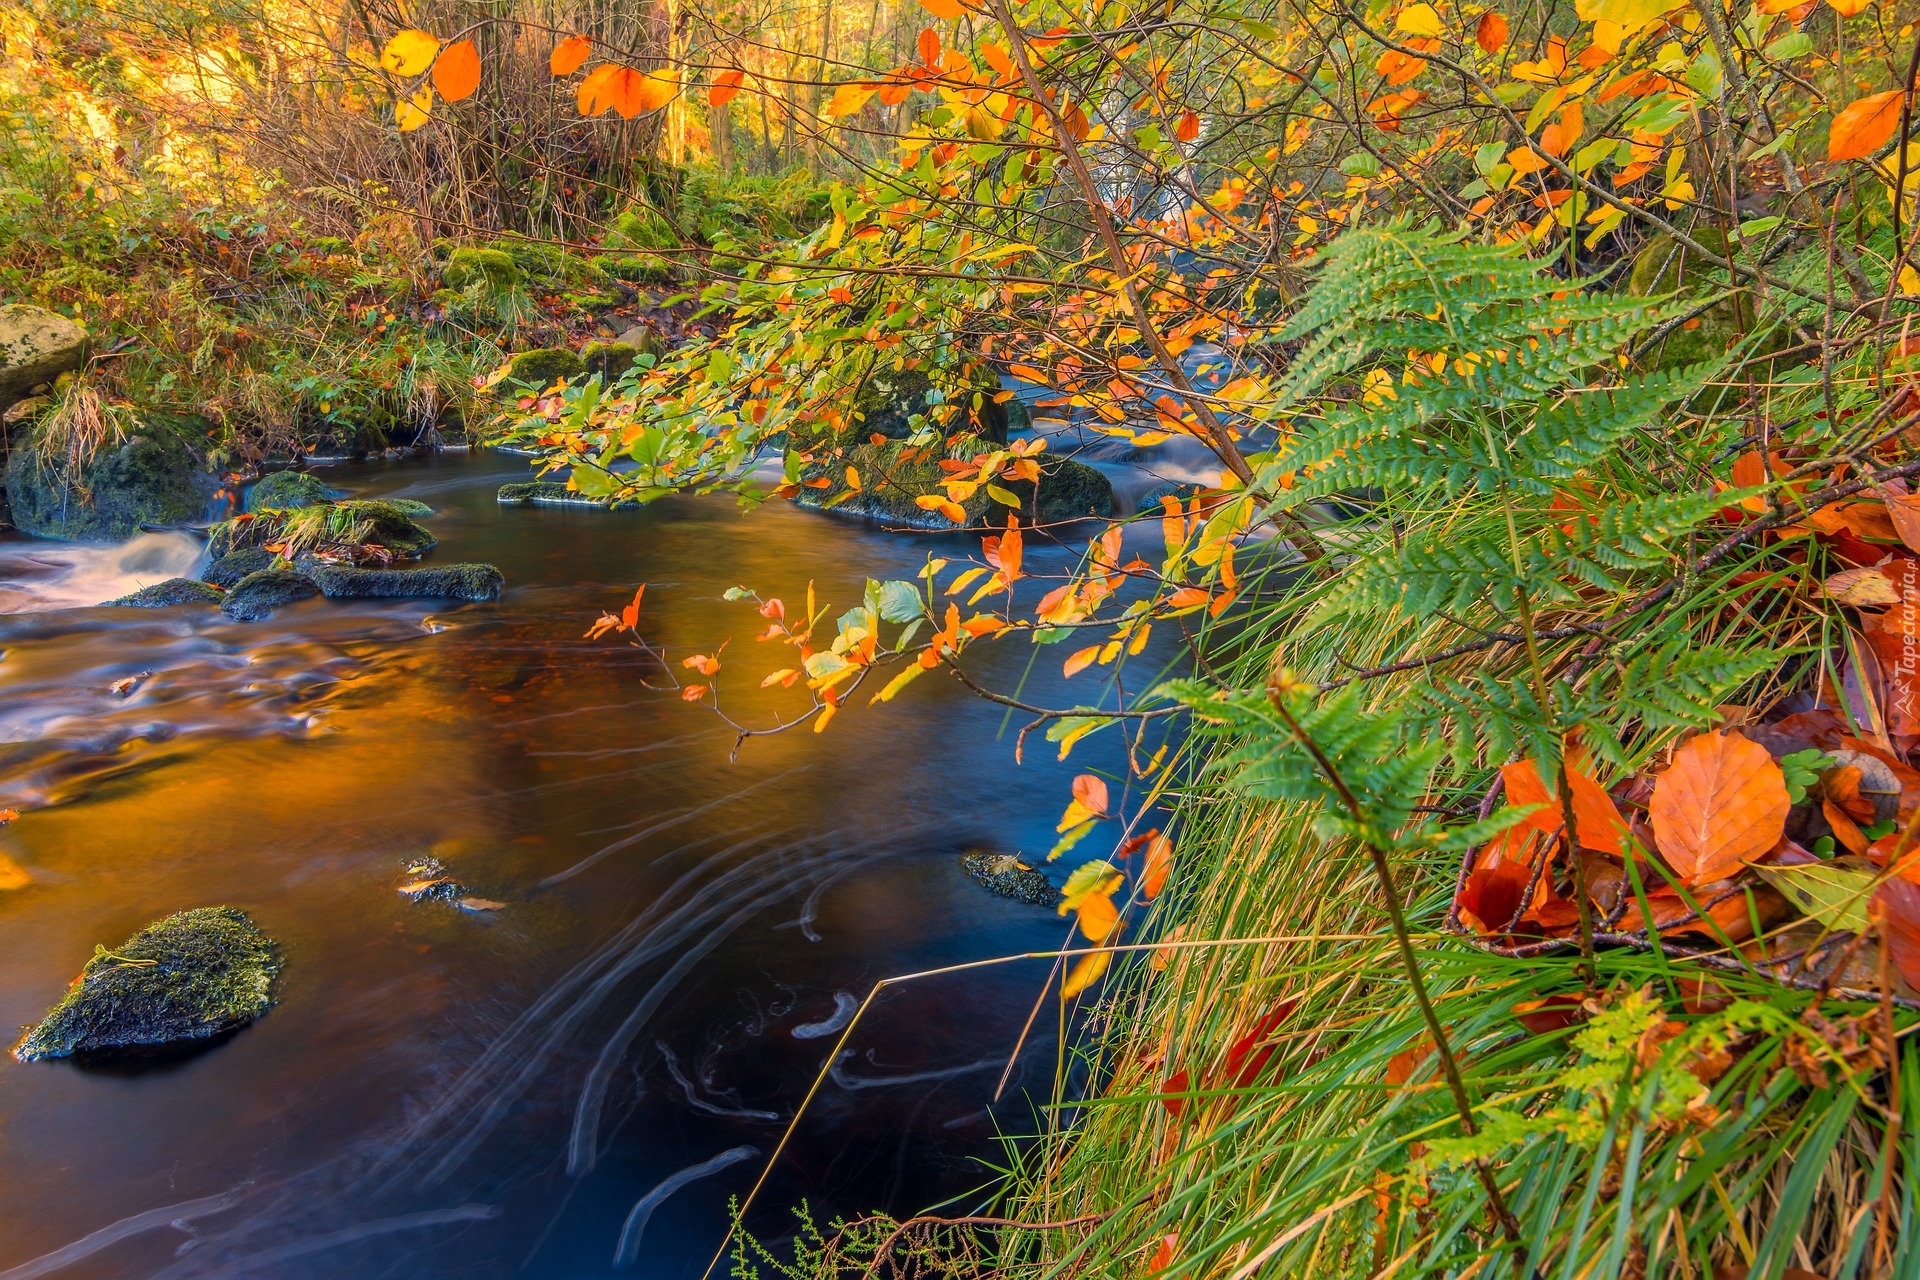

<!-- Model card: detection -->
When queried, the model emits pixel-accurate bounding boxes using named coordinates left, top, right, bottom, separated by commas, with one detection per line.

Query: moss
left=589, top=253, right=675, bottom=284
left=386, top=497, right=433, bottom=516
left=1626, top=231, right=1791, bottom=399
left=440, top=247, right=521, bottom=291
left=306, top=563, right=504, bottom=601
left=1023, top=457, right=1117, bottom=524
left=843, top=364, right=1009, bottom=445
left=604, top=207, right=679, bottom=251
left=962, top=852, right=1054, bottom=906
left=565, top=292, right=619, bottom=312
left=497, top=481, right=610, bottom=508
left=583, top=341, right=638, bottom=381
left=201, top=546, right=280, bottom=588
left=103, top=577, right=223, bottom=607
left=3, top=408, right=216, bottom=542
left=246, top=469, right=337, bottom=512
left=12, top=907, right=280, bottom=1061
left=505, top=347, right=586, bottom=389
left=221, top=568, right=321, bottom=621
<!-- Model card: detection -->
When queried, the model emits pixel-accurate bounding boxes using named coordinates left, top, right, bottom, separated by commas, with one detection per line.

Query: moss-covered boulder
left=583, top=341, right=638, bottom=382
left=386, top=497, right=433, bottom=517
left=497, top=481, right=610, bottom=508
left=201, top=546, right=280, bottom=588
left=3, top=409, right=216, bottom=542
left=1022, top=457, right=1115, bottom=523
left=0, top=305, right=89, bottom=403
left=221, top=568, right=321, bottom=621
left=12, top=907, right=280, bottom=1061
left=505, top=347, right=586, bottom=390
left=103, top=577, right=223, bottom=607
left=209, top=499, right=436, bottom=560
left=847, top=364, right=1010, bottom=445
left=1627, top=231, right=1789, bottom=386
left=306, top=563, right=504, bottom=602
left=440, top=247, right=521, bottom=291
left=962, top=852, right=1054, bottom=906
left=246, top=469, right=338, bottom=512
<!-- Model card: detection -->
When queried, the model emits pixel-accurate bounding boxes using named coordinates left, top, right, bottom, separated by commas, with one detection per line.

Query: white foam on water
left=0, top=531, right=205, bottom=613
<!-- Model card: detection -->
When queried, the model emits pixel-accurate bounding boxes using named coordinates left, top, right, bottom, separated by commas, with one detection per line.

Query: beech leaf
left=1648, top=730, right=1790, bottom=885
left=1828, top=89, right=1904, bottom=163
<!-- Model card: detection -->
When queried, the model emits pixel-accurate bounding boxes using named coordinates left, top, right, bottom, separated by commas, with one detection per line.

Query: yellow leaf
left=1061, top=950, right=1111, bottom=999
left=761, top=668, right=798, bottom=687
left=870, top=662, right=927, bottom=703
left=965, top=105, right=1003, bottom=140
left=844, top=465, right=862, bottom=491
left=381, top=29, right=440, bottom=76
left=1395, top=3, right=1446, bottom=37
left=395, top=86, right=434, bottom=131
left=1574, top=0, right=1677, bottom=25
left=1902, top=264, right=1920, bottom=296
left=826, top=82, right=876, bottom=117
left=1077, top=893, right=1119, bottom=942
left=1063, top=645, right=1100, bottom=677
left=636, top=67, right=680, bottom=113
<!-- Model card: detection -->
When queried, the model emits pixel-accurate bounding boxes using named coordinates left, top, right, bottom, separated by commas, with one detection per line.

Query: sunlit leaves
left=1476, top=10, right=1509, bottom=53
left=433, top=39, right=481, bottom=103
left=919, top=0, right=969, bottom=18
left=1061, top=949, right=1110, bottom=999
left=380, top=29, right=439, bottom=76
left=549, top=35, right=592, bottom=76
left=825, top=82, right=877, bottom=118
left=1394, top=3, right=1446, bottom=37
left=916, top=28, right=941, bottom=67
left=579, top=65, right=679, bottom=118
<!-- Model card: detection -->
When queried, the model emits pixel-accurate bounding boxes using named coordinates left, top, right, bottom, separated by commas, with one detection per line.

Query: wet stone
left=497, top=481, right=609, bottom=508
left=222, top=568, right=321, bottom=621
left=961, top=852, right=1054, bottom=906
left=201, top=546, right=280, bottom=588
left=306, top=563, right=504, bottom=602
left=13, top=906, right=281, bottom=1061
left=103, top=577, right=222, bottom=607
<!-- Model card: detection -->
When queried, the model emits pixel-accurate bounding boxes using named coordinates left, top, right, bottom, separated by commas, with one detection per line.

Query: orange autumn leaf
left=1828, top=89, right=1905, bottom=162
left=1499, top=753, right=1627, bottom=854
left=621, top=584, right=646, bottom=630
left=1476, top=10, right=1509, bottom=53
left=681, top=684, right=709, bottom=702
left=1876, top=879, right=1920, bottom=989
left=1061, top=948, right=1110, bottom=998
left=433, top=39, right=481, bottom=103
left=1063, top=644, right=1100, bottom=677
left=1649, top=730, right=1790, bottom=885
left=917, top=27, right=942, bottom=67
left=980, top=41, right=1013, bottom=77
left=578, top=64, right=678, bottom=118
left=549, top=34, right=592, bottom=76
left=920, top=0, right=968, bottom=16
left=1077, top=891, right=1119, bottom=941
left=1073, top=772, right=1110, bottom=817
left=683, top=652, right=722, bottom=676
left=912, top=494, right=969, bottom=524
left=1174, top=110, right=1199, bottom=142
left=1149, top=1234, right=1178, bottom=1271
left=709, top=69, right=744, bottom=106
left=1141, top=833, right=1173, bottom=899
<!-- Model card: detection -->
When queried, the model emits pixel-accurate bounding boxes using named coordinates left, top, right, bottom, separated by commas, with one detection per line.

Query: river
left=0, top=448, right=1159, bottom=1279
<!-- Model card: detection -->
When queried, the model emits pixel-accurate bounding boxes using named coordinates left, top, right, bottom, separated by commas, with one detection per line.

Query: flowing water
left=0, top=449, right=1163, bottom=1279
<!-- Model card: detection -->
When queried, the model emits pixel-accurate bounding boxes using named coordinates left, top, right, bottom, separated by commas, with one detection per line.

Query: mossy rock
left=103, top=577, right=223, bottom=607
left=306, top=563, right=504, bottom=602
left=604, top=207, right=679, bottom=251
left=583, top=341, right=638, bottom=381
left=1626, top=231, right=1791, bottom=388
left=386, top=497, right=433, bottom=517
left=209, top=499, right=436, bottom=560
left=505, top=347, right=586, bottom=389
left=961, top=852, right=1054, bottom=906
left=791, top=438, right=996, bottom=529
left=845, top=364, right=1009, bottom=446
left=201, top=546, right=280, bottom=588
left=497, top=481, right=610, bottom=508
left=246, top=469, right=338, bottom=512
left=221, top=568, right=321, bottom=621
left=0, top=304, right=90, bottom=403
left=12, top=907, right=280, bottom=1061
left=441, top=247, right=522, bottom=291
left=3, top=409, right=216, bottom=542
left=1024, top=457, right=1117, bottom=523
left=590, top=253, right=675, bottom=284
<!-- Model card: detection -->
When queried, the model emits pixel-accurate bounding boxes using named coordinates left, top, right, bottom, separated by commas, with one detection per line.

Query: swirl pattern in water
left=0, top=451, right=1132, bottom=1279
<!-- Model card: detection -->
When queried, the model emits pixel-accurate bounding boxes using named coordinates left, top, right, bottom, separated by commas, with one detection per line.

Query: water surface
left=0, top=450, right=1141, bottom=1279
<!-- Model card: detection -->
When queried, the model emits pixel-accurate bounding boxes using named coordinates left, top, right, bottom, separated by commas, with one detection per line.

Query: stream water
left=0, top=448, right=1161, bottom=1279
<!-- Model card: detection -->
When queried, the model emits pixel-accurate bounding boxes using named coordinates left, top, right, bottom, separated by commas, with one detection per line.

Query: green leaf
left=1752, top=860, right=1879, bottom=934
left=986, top=483, right=1024, bottom=508
left=1049, top=818, right=1100, bottom=861
left=1777, top=748, right=1835, bottom=804
left=1764, top=32, right=1813, bottom=61
left=1046, top=714, right=1116, bottom=760
left=875, top=579, right=923, bottom=624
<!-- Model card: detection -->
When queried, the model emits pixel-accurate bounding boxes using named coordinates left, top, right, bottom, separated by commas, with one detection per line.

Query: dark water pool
left=0, top=450, right=1144, bottom=1279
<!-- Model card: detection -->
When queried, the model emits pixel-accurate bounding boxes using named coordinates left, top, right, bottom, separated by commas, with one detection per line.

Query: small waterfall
left=0, top=530, right=205, bottom=613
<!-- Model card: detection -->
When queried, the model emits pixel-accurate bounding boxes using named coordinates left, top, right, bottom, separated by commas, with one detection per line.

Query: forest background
left=8, top=0, right=1920, bottom=1277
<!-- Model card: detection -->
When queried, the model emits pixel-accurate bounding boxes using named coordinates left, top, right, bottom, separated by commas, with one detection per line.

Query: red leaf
left=1223, top=999, right=1296, bottom=1089
left=1149, top=1234, right=1178, bottom=1271
left=1876, top=878, right=1920, bottom=989
left=1159, top=1068, right=1189, bottom=1118
left=917, top=27, right=941, bottom=68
